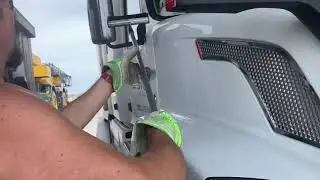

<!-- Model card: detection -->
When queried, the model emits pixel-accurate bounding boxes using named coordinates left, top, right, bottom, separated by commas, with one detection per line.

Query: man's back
left=0, top=84, right=142, bottom=179
left=0, top=83, right=186, bottom=180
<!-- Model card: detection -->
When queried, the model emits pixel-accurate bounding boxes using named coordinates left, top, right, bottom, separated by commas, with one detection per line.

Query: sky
left=14, top=0, right=140, bottom=94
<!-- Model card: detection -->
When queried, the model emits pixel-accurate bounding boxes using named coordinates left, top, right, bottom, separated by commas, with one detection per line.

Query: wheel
left=51, top=91, right=58, bottom=110
left=62, top=92, right=68, bottom=107
left=57, top=91, right=64, bottom=111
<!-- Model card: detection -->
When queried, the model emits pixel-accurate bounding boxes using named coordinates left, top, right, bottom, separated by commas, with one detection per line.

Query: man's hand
left=134, top=111, right=186, bottom=180
left=104, top=59, right=124, bottom=93
left=136, top=111, right=182, bottom=147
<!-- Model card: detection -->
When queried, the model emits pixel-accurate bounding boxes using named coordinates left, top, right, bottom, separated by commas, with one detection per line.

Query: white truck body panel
left=98, top=2, right=320, bottom=178
left=133, top=8, right=320, bottom=180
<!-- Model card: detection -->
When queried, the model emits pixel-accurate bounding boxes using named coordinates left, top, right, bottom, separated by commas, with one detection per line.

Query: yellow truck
left=32, top=54, right=72, bottom=110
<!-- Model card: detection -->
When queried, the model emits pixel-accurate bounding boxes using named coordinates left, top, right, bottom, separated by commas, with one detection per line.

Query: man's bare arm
left=61, top=78, right=112, bottom=128
left=0, top=86, right=186, bottom=180
left=138, top=128, right=187, bottom=180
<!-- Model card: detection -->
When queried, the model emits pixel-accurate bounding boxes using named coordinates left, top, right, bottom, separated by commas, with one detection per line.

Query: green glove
left=137, top=111, right=182, bottom=147
left=105, top=59, right=124, bottom=92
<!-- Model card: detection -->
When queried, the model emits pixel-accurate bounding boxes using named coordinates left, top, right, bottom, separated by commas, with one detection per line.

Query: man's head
left=0, top=0, right=15, bottom=79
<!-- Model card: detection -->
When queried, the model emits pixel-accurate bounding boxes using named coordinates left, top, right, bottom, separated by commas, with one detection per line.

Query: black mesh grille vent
left=197, top=39, right=320, bottom=148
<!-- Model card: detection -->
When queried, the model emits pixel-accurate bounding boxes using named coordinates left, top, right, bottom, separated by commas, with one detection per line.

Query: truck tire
left=57, top=91, right=64, bottom=111
left=62, top=91, right=68, bottom=107
left=51, top=91, right=58, bottom=110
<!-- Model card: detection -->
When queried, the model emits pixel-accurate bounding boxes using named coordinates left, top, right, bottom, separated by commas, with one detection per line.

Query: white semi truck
left=88, top=0, right=320, bottom=179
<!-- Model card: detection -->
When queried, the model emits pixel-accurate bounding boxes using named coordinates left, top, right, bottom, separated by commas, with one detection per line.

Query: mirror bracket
left=137, top=24, right=146, bottom=45
left=107, top=13, right=149, bottom=28
left=106, top=13, right=149, bottom=49
left=107, top=41, right=133, bottom=49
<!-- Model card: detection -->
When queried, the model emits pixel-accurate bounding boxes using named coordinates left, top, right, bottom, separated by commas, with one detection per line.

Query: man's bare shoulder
left=0, top=84, right=53, bottom=124
left=0, top=83, right=63, bottom=130
left=0, top=83, right=43, bottom=108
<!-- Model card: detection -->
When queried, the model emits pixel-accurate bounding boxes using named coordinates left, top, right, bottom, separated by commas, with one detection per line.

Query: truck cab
left=88, top=0, right=320, bottom=179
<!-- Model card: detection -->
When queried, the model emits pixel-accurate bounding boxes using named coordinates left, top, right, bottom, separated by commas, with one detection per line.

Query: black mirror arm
left=107, top=24, right=145, bottom=49
left=137, top=24, right=146, bottom=45
left=106, top=41, right=133, bottom=49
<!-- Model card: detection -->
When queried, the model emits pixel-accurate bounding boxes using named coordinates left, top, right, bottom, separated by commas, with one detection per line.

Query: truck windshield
left=40, top=85, right=51, bottom=94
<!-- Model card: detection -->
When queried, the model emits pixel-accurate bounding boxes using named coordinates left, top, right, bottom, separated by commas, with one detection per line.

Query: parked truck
left=88, top=0, right=320, bottom=179
left=6, top=8, right=72, bottom=111
left=33, top=54, right=72, bottom=110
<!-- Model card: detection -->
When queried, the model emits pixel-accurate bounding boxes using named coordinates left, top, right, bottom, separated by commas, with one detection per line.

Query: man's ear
left=5, top=45, right=23, bottom=70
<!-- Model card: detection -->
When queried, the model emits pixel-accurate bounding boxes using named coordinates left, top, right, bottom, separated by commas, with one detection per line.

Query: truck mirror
left=87, top=0, right=116, bottom=44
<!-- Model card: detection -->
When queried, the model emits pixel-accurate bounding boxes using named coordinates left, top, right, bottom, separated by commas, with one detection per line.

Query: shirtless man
left=0, top=0, right=186, bottom=179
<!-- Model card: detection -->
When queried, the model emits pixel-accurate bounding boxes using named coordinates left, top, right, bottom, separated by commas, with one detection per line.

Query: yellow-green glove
left=137, top=111, right=182, bottom=147
left=104, top=59, right=124, bottom=92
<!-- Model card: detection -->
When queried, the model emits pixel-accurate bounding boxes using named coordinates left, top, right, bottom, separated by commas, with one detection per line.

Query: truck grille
left=196, top=38, right=320, bottom=148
